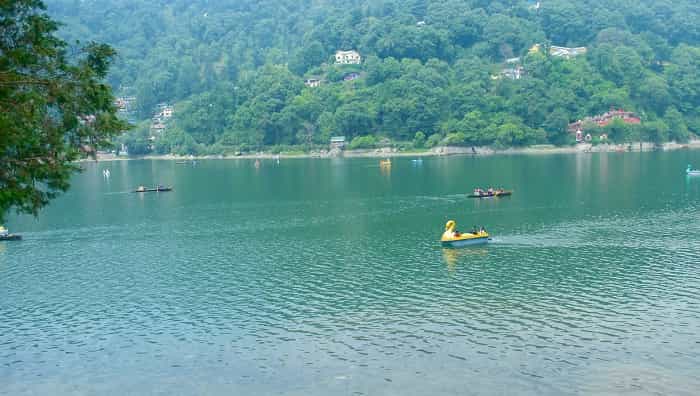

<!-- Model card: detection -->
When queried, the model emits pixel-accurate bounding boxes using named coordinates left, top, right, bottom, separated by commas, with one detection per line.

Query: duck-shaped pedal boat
left=441, top=220, right=490, bottom=247
left=379, top=159, right=391, bottom=167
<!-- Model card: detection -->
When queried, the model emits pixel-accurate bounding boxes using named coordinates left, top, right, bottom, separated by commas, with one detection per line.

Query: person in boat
left=472, top=225, right=479, bottom=235
left=480, top=226, right=486, bottom=234
left=0, top=226, right=8, bottom=237
left=137, top=185, right=145, bottom=192
left=487, top=187, right=494, bottom=195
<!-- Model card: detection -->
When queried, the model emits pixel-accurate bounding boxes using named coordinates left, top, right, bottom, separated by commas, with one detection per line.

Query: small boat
left=467, top=190, right=512, bottom=198
left=132, top=186, right=173, bottom=193
left=0, top=226, right=21, bottom=241
left=379, top=159, right=391, bottom=167
left=441, top=220, right=490, bottom=247
left=175, top=161, right=187, bottom=164
left=686, top=165, right=700, bottom=176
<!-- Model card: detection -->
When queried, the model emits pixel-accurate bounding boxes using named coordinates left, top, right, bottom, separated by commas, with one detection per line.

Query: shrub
left=413, top=131, right=426, bottom=148
left=444, top=132, right=467, bottom=146
left=425, top=133, right=443, bottom=148
left=349, top=135, right=378, bottom=149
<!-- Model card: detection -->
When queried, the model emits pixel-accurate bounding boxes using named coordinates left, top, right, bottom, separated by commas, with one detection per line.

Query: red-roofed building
left=568, top=108, right=641, bottom=133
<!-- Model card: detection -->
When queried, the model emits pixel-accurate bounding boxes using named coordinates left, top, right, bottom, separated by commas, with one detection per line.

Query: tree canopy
left=1, top=0, right=127, bottom=222
left=45, top=0, right=700, bottom=154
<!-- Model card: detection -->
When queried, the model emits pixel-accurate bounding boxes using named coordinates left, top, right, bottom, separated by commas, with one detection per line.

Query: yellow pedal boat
left=441, top=220, right=490, bottom=247
left=379, top=159, right=391, bottom=167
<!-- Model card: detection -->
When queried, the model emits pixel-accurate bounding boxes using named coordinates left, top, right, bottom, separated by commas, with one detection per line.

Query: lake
left=2, top=151, right=700, bottom=395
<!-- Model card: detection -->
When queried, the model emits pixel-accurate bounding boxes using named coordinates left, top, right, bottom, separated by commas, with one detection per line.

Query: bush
left=425, top=133, right=443, bottom=148
left=349, top=135, right=378, bottom=149
left=444, top=132, right=467, bottom=146
left=413, top=131, right=426, bottom=148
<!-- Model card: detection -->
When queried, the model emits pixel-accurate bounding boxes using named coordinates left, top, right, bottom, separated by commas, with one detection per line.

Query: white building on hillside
left=335, top=50, right=361, bottom=65
left=549, top=46, right=587, bottom=59
left=304, top=78, right=322, bottom=88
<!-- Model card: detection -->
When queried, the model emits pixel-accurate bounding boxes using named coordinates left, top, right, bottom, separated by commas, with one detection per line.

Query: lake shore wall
left=88, top=140, right=700, bottom=162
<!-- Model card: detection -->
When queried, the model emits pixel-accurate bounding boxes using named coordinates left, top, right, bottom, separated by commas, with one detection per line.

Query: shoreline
left=88, top=140, right=700, bottom=162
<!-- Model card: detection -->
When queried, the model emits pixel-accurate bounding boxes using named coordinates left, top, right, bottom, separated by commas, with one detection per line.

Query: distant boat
left=411, top=158, right=423, bottom=164
left=132, top=186, right=173, bottom=193
left=0, top=226, right=21, bottom=241
left=686, top=165, right=700, bottom=176
left=468, top=190, right=513, bottom=198
left=379, top=159, right=391, bottom=167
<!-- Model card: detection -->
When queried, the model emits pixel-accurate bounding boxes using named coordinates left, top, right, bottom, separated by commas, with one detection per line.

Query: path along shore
left=88, top=140, right=700, bottom=162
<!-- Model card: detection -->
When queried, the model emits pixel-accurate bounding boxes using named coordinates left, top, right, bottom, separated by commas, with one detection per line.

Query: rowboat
left=441, top=220, right=491, bottom=247
left=686, top=165, right=700, bottom=175
left=132, top=186, right=173, bottom=193
left=467, top=190, right=512, bottom=198
left=0, top=226, right=21, bottom=241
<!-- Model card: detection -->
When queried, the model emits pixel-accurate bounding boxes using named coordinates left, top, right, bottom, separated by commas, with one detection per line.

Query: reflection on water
left=441, top=247, right=489, bottom=271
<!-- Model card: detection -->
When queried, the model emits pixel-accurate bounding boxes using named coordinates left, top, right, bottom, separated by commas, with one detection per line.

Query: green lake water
left=2, top=152, right=700, bottom=395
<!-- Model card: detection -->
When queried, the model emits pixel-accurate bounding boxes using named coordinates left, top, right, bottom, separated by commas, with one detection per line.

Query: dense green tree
left=643, top=120, right=670, bottom=144
left=665, top=107, right=690, bottom=142
left=1, top=0, right=127, bottom=222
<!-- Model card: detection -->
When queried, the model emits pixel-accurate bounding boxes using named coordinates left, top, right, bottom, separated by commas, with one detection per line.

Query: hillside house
left=115, top=96, right=136, bottom=110
left=156, top=103, right=173, bottom=119
left=491, top=67, right=524, bottom=80
left=330, top=136, right=346, bottom=149
left=568, top=109, right=641, bottom=133
left=304, top=78, right=321, bottom=88
left=550, top=46, right=587, bottom=58
left=502, top=66, right=524, bottom=80
left=115, top=96, right=137, bottom=121
left=343, top=72, right=360, bottom=81
left=335, top=50, right=361, bottom=65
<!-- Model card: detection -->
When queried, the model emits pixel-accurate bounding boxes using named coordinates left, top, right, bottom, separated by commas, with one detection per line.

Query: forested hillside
left=47, top=0, right=700, bottom=154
